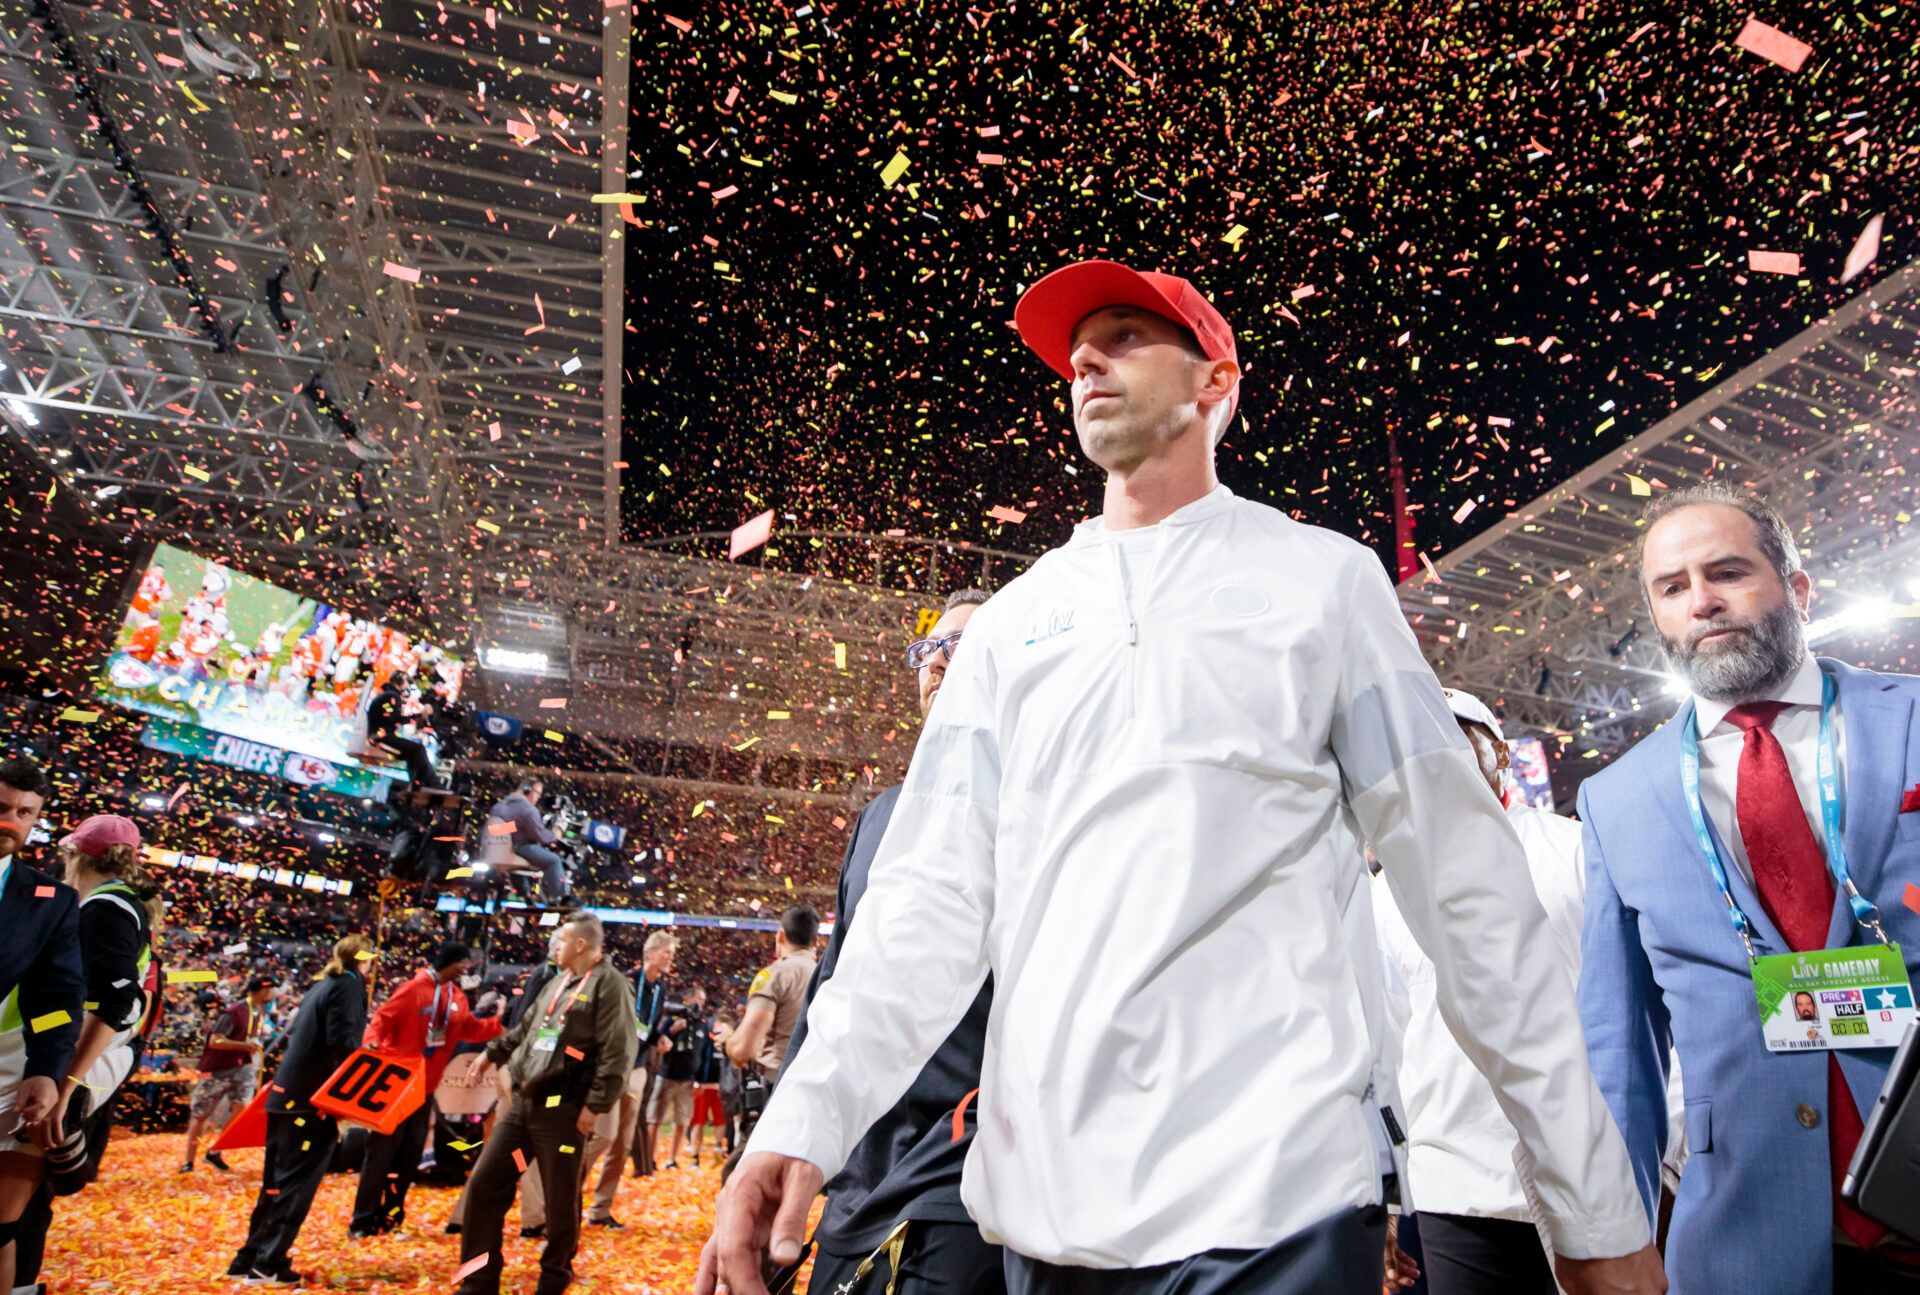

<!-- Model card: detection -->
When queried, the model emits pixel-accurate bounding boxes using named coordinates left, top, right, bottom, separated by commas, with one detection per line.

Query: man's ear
left=1495, top=741, right=1511, bottom=772
left=1788, top=569, right=1813, bottom=620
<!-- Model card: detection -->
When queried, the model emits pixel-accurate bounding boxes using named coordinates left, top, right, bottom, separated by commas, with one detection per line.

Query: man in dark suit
left=786, top=588, right=1005, bottom=1295
left=1580, top=483, right=1920, bottom=1295
left=0, top=754, right=82, bottom=1295
left=229, top=933, right=375, bottom=1284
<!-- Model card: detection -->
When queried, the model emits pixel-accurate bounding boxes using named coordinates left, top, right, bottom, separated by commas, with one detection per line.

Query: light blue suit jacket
left=1578, top=659, right=1920, bottom=1295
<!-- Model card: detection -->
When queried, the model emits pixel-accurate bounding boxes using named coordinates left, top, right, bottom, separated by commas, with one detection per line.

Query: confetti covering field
left=40, top=1131, right=801, bottom=1293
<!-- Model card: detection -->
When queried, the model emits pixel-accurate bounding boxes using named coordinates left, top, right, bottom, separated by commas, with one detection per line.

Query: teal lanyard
left=1679, top=665, right=1890, bottom=957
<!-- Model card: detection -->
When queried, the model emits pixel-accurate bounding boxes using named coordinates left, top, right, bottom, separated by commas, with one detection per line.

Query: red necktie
left=1727, top=702, right=1883, bottom=1250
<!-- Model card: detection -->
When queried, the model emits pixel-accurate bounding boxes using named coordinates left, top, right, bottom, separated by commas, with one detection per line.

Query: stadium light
left=482, top=646, right=549, bottom=673
left=1806, top=597, right=1894, bottom=646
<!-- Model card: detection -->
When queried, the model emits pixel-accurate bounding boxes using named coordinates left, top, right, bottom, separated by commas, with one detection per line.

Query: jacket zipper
left=1108, top=540, right=1138, bottom=721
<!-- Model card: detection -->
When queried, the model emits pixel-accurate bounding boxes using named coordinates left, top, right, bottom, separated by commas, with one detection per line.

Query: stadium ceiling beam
left=430, top=0, right=604, bottom=46
left=343, top=26, right=598, bottom=90
left=415, top=276, right=600, bottom=315
left=378, top=153, right=600, bottom=207
left=0, top=351, right=363, bottom=448
left=0, top=147, right=285, bottom=255
left=357, top=76, right=605, bottom=142
left=0, top=256, right=329, bottom=363
left=597, top=0, right=628, bottom=544
left=393, top=223, right=602, bottom=276
left=383, top=185, right=601, bottom=241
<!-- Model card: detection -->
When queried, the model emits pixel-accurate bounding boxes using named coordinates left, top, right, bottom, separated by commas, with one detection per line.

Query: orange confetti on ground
left=42, top=1131, right=827, bottom=1291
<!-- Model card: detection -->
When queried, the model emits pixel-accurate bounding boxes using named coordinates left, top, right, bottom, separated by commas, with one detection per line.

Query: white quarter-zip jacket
left=1376, top=800, right=1587, bottom=1224
left=749, top=484, right=1647, bottom=1268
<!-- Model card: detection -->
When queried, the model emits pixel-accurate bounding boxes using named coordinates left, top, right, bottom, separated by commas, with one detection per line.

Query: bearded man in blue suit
left=1578, top=483, right=1920, bottom=1295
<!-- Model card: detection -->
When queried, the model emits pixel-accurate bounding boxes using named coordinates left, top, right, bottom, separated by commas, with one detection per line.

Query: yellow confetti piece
left=768, top=89, right=797, bottom=104
left=733, top=736, right=762, bottom=751
left=879, top=150, right=911, bottom=187
left=833, top=643, right=847, bottom=670
left=449, top=1140, right=481, bottom=1151
left=183, top=465, right=211, bottom=482
left=177, top=80, right=213, bottom=112
left=1223, top=223, right=1249, bottom=246
left=543, top=729, right=564, bottom=742
left=545, top=1094, right=562, bottom=1107
left=766, top=710, right=790, bottom=720
left=446, top=867, right=474, bottom=879
left=592, top=192, right=648, bottom=203
left=58, top=707, right=100, bottom=723
left=168, top=969, right=218, bottom=983
left=476, top=518, right=501, bottom=534
left=29, top=1009, right=73, bottom=1032
left=1627, top=473, right=1652, bottom=497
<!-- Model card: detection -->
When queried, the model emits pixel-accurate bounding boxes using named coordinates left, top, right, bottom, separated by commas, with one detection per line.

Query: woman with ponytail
left=228, top=931, right=375, bottom=1285
left=47, top=815, right=160, bottom=1149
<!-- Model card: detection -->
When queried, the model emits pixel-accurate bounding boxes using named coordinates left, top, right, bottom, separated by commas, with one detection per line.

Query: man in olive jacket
left=457, top=913, right=637, bottom=1295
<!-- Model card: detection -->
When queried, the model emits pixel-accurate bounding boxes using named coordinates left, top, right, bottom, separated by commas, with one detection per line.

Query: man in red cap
left=702, top=263, right=1665, bottom=1295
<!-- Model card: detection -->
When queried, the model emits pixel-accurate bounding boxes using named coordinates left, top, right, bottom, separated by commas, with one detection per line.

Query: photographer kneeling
left=487, top=778, right=570, bottom=902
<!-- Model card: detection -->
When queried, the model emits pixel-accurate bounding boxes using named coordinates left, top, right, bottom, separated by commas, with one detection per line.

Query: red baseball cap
left=1014, top=260, right=1238, bottom=382
left=60, top=813, right=142, bottom=855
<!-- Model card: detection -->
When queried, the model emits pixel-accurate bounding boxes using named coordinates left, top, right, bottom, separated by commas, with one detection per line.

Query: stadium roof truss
left=0, top=0, right=628, bottom=604
left=1400, top=258, right=1920, bottom=756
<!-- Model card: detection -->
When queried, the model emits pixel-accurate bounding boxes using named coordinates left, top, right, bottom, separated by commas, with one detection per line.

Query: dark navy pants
left=1002, top=1207, right=1385, bottom=1295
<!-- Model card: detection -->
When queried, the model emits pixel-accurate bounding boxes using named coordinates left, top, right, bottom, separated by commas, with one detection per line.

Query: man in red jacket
left=349, top=942, right=503, bottom=1237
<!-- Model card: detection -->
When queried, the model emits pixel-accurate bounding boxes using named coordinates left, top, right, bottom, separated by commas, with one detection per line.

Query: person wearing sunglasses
left=701, top=263, right=1663, bottom=1295
left=766, top=587, right=1004, bottom=1295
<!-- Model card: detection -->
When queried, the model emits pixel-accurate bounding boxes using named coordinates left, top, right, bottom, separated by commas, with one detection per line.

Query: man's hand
left=657, top=1036, right=673, bottom=1055
left=1382, top=1214, right=1420, bottom=1292
left=694, top=1152, right=824, bottom=1295
left=1556, top=1245, right=1668, bottom=1295
left=575, top=1107, right=598, bottom=1138
left=12, top=1075, right=57, bottom=1131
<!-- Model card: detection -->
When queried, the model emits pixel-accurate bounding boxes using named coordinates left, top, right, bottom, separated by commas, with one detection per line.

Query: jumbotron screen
left=94, top=542, right=464, bottom=770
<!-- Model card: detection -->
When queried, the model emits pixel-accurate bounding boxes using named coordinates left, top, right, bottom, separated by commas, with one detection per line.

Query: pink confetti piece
left=34, top=885, right=55, bottom=898
left=712, top=185, right=739, bottom=201
left=382, top=261, right=422, bottom=283
left=729, top=509, right=775, bottom=560
left=1734, top=17, right=1812, bottom=73
left=1747, top=250, right=1802, bottom=275
left=454, top=1254, right=491, bottom=1283
left=1452, top=499, right=1476, bottom=523
left=988, top=505, right=1027, bottom=524
left=1841, top=215, right=1883, bottom=284
left=538, top=698, right=567, bottom=709
left=663, top=12, right=692, bottom=31
left=1906, top=883, right=1920, bottom=916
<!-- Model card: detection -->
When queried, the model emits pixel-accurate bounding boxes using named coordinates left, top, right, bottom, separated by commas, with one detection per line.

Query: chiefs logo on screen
left=283, top=754, right=338, bottom=787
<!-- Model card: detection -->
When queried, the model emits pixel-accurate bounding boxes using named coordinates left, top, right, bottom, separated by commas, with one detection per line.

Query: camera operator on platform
left=487, top=778, right=571, bottom=903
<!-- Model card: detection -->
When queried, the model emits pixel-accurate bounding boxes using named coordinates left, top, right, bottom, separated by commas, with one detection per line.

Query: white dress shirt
left=1691, top=654, right=1841, bottom=889
left=1377, top=801, right=1586, bottom=1223
left=747, top=485, right=1646, bottom=1267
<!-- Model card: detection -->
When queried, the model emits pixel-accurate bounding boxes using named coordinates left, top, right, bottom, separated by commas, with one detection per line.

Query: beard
left=1660, top=599, right=1807, bottom=703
